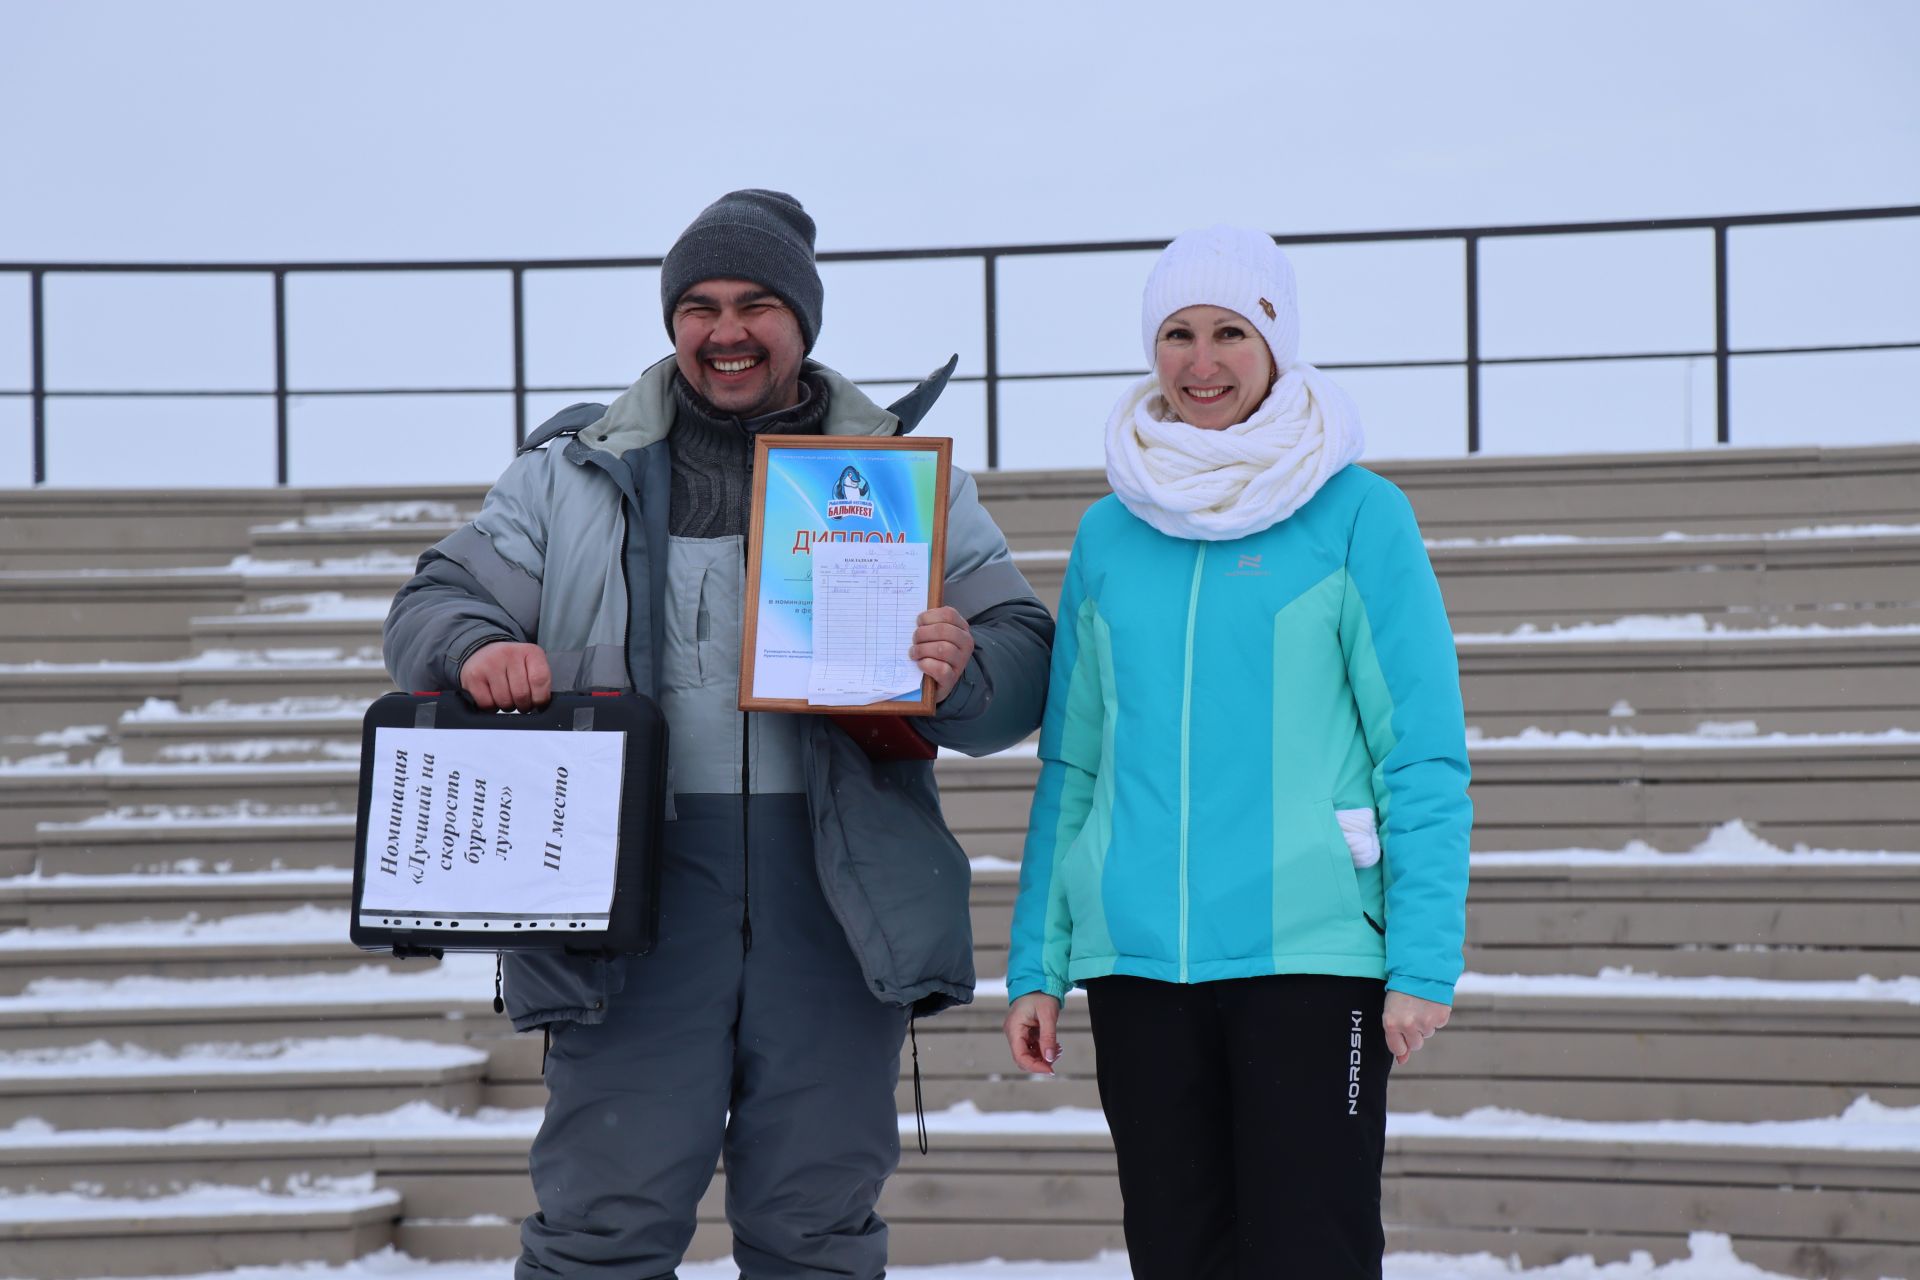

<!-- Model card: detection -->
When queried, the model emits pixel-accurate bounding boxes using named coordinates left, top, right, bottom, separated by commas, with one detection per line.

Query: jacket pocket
left=807, top=725, right=976, bottom=1012
left=500, top=949, right=624, bottom=1032
left=1314, top=805, right=1370, bottom=921
left=694, top=564, right=714, bottom=683
left=1336, top=807, right=1382, bottom=869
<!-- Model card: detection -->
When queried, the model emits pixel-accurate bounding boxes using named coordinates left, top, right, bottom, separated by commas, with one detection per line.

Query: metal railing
left=4, top=204, right=1917, bottom=484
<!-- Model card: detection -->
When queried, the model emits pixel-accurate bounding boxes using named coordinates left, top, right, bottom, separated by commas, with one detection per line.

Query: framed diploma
left=742, top=434, right=951, bottom=715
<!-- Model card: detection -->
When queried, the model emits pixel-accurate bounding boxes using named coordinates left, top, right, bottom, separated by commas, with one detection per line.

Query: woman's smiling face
left=1152, top=305, right=1276, bottom=430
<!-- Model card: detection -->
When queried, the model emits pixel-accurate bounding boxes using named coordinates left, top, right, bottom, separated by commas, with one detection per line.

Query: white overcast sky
left=2, top=0, right=1917, bottom=483
left=7, top=0, right=1917, bottom=257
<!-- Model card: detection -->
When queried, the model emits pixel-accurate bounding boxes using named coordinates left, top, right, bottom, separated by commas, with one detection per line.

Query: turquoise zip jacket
left=1006, top=465, right=1471, bottom=1005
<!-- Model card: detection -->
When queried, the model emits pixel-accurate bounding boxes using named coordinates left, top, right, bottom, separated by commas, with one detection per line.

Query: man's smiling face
left=671, top=278, right=806, bottom=417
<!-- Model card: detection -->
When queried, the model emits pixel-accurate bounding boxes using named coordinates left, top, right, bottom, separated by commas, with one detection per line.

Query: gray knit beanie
left=660, top=189, right=824, bottom=352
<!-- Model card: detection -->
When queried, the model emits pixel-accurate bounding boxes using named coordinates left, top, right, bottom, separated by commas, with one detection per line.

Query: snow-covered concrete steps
left=2, top=1084, right=1917, bottom=1275
left=1012, top=527, right=1920, bottom=631
left=0, top=656, right=390, bottom=743
left=0, top=1182, right=402, bottom=1280
left=115, top=699, right=370, bottom=765
left=0, top=1036, right=488, bottom=1128
left=934, top=741, right=1920, bottom=854
left=0, top=905, right=405, bottom=992
left=970, top=845, right=1920, bottom=985
left=0, top=870, right=350, bottom=928
left=15, top=1108, right=1910, bottom=1277
left=975, top=445, right=1920, bottom=550
left=4, top=451, right=1919, bottom=1276
left=0, top=953, right=498, bottom=1054
left=245, top=504, right=470, bottom=566
left=33, top=813, right=357, bottom=877
left=0, top=569, right=252, bottom=663
left=13, top=826, right=1915, bottom=984
left=1457, top=625, right=1920, bottom=736
left=882, top=984, right=1920, bottom=1123
left=0, top=556, right=413, bottom=663
left=1465, top=851, right=1920, bottom=980
left=14, top=518, right=1919, bottom=665
left=115, top=623, right=1920, bottom=754
left=0, top=489, right=474, bottom=573
left=0, top=760, right=364, bottom=872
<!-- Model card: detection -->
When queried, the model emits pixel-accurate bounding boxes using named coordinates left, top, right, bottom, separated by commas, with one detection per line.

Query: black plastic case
left=348, top=691, right=667, bottom=959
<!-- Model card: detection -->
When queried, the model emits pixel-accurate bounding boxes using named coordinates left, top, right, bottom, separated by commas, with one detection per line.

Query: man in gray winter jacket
left=383, top=189, right=1053, bottom=1280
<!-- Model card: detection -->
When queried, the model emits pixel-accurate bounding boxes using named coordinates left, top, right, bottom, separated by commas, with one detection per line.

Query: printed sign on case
left=358, top=726, right=625, bottom=929
left=742, top=435, right=951, bottom=715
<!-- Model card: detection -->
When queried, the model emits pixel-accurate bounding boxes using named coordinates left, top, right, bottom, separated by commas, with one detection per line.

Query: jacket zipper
left=740, top=709, right=753, bottom=953
left=616, top=505, right=639, bottom=692
left=1178, top=543, right=1206, bottom=983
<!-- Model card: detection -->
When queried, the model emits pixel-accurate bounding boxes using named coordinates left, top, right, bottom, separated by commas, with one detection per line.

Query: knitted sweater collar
left=669, top=371, right=830, bottom=460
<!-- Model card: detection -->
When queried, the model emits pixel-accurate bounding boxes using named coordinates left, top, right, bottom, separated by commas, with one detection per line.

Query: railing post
left=512, top=267, right=528, bottom=449
left=1713, top=223, right=1731, bottom=445
left=1464, top=235, right=1481, bottom=454
left=982, top=252, right=1000, bottom=470
left=29, top=271, right=45, bottom=485
left=273, top=270, right=289, bottom=486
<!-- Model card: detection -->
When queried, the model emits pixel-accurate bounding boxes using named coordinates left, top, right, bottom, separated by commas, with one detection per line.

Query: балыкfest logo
left=826, top=465, right=874, bottom=521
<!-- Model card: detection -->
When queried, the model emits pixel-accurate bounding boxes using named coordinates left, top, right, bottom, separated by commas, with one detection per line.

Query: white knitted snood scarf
left=1104, top=362, right=1367, bottom=542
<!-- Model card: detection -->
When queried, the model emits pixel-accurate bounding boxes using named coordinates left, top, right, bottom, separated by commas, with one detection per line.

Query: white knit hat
left=1140, top=225, right=1300, bottom=371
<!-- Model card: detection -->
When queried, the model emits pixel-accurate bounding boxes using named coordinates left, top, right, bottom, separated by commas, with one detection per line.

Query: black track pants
left=1085, top=973, right=1392, bottom=1280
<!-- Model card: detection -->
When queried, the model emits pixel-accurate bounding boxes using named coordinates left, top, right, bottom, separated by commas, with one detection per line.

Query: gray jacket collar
left=573, top=354, right=957, bottom=457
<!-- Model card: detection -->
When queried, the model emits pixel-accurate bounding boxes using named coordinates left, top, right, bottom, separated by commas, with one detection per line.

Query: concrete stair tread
left=899, top=991, right=1920, bottom=1123
left=972, top=854, right=1920, bottom=886
left=954, top=983, right=1920, bottom=1027
left=1429, top=528, right=1920, bottom=564
left=0, top=1035, right=491, bottom=1130
left=0, top=905, right=385, bottom=991
left=0, top=1185, right=401, bottom=1231
left=158, top=622, right=1920, bottom=663
left=0, top=482, right=474, bottom=570
left=0, top=1105, right=1913, bottom=1172
left=0, top=871, right=350, bottom=904
left=0, top=1036, right=486, bottom=1084
left=250, top=523, right=462, bottom=554
left=13, top=736, right=1919, bottom=856
left=37, top=816, right=356, bottom=845
left=4, top=1111, right=1918, bottom=1279
left=0, top=952, right=495, bottom=1043
left=98, top=623, right=1920, bottom=744
left=0, top=1183, right=402, bottom=1279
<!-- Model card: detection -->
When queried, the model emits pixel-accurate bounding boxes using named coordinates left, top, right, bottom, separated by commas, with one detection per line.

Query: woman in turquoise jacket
left=1003, top=226, right=1471, bottom=1279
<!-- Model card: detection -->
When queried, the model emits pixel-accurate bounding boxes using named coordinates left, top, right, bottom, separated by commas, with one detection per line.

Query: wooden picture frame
left=741, top=434, right=951, bottom=715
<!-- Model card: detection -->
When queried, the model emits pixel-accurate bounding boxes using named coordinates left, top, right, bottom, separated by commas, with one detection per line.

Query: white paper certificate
left=807, top=541, right=929, bottom=705
left=358, top=726, right=625, bottom=931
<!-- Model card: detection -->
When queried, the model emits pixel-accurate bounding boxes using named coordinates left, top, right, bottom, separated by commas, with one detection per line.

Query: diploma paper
left=358, top=726, right=625, bottom=929
left=807, top=542, right=929, bottom=705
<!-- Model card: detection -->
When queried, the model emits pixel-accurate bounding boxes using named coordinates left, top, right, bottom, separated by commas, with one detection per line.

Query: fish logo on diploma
left=826, top=465, right=874, bottom=521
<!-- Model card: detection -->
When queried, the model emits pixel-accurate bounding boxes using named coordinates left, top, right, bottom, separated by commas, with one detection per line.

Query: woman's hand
left=1382, top=991, right=1451, bottom=1066
left=1003, top=992, right=1063, bottom=1075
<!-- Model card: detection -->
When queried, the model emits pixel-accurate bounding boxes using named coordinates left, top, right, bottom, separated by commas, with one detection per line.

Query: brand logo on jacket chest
left=1226, top=553, right=1269, bottom=578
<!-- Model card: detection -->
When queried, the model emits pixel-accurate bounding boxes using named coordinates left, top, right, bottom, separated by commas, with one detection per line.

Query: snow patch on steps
left=42, top=1232, right=1876, bottom=1280
left=0, top=1175, right=396, bottom=1223
left=0, top=1036, right=486, bottom=1079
